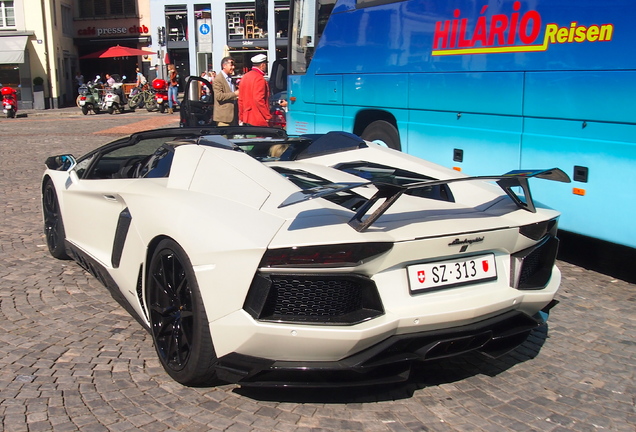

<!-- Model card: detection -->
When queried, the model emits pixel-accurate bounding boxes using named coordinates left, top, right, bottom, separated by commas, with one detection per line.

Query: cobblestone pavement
left=0, top=110, right=634, bottom=432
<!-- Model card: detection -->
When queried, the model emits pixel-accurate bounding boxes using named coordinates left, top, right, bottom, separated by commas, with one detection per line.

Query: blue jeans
left=168, top=85, right=179, bottom=108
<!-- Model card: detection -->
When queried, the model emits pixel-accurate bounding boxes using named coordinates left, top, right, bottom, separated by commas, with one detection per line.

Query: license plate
left=408, top=254, right=497, bottom=293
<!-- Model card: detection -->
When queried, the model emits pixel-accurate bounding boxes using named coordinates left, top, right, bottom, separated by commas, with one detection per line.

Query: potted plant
left=33, top=76, right=44, bottom=92
left=33, top=76, right=45, bottom=109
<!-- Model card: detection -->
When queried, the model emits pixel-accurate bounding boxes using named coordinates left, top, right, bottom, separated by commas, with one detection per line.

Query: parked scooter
left=104, top=74, right=128, bottom=114
left=1, top=85, right=18, bottom=118
left=269, top=100, right=287, bottom=129
left=78, top=76, right=103, bottom=115
left=148, top=78, right=168, bottom=113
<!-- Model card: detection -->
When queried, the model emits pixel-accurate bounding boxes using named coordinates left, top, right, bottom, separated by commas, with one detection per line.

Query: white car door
left=61, top=177, right=132, bottom=268
left=62, top=136, right=170, bottom=267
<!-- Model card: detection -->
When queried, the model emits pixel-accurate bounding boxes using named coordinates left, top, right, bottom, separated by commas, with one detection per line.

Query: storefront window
left=166, top=5, right=188, bottom=42
left=0, top=1, right=16, bottom=28
left=226, top=2, right=267, bottom=42
left=275, top=1, right=289, bottom=38
left=0, top=65, right=20, bottom=90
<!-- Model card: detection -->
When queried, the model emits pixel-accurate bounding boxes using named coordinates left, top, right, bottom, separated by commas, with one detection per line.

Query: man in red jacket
left=238, top=54, right=271, bottom=127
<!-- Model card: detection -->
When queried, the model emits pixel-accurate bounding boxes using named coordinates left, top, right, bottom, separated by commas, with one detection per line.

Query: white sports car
left=42, top=126, right=569, bottom=387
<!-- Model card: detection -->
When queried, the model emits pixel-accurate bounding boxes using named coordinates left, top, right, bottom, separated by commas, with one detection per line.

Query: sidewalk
left=18, top=106, right=82, bottom=117
left=14, top=106, right=174, bottom=119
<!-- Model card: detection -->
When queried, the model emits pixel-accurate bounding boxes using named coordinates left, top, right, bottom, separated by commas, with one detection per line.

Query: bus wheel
left=361, top=120, right=401, bottom=151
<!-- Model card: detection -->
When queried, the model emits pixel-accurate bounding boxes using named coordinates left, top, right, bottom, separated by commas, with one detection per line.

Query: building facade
left=0, top=0, right=286, bottom=110
left=73, top=0, right=154, bottom=87
left=0, top=0, right=76, bottom=109
left=149, top=0, right=288, bottom=82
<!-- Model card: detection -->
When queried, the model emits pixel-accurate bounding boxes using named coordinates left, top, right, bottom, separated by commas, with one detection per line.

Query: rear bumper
left=213, top=307, right=554, bottom=387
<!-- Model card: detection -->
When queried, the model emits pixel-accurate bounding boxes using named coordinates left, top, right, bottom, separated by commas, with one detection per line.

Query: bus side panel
left=342, top=74, right=408, bottom=109
left=314, top=75, right=344, bottom=131
left=524, top=71, right=636, bottom=124
left=522, top=118, right=636, bottom=247
left=407, top=110, right=522, bottom=174
left=408, top=72, right=524, bottom=116
left=288, top=75, right=315, bottom=135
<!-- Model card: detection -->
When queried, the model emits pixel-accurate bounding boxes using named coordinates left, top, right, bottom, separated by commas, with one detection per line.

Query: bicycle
left=128, top=84, right=155, bottom=110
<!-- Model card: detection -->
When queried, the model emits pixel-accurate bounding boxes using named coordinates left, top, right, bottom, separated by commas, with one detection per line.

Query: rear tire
left=147, top=239, right=219, bottom=386
left=159, top=104, right=166, bottom=114
left=108, top=105, right=115, bottom=115
left=81, top=106, right=89, bottom=115
left=42, top=179, right=70, bottom=260
left=146, top=99, right=157, bottom=112
left=361, top=120, right=401, bottom=151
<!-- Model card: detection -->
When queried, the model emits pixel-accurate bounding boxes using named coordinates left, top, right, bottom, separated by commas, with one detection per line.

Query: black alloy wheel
left=147, top=239, right=218, bottom=386
left=42, top=179, right=70, bottom=260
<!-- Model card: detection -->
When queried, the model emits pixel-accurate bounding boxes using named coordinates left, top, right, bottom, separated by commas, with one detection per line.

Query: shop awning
left=0, top=35, right=28, bottom=64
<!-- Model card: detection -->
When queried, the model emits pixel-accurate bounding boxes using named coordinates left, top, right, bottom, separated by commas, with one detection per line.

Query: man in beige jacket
left=213, top=57, right=239, bottom=126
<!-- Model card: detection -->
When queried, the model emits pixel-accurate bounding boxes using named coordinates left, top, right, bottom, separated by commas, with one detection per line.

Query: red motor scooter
left=148, top=78, right=168, bottom=113
left=2, top=86, right=18, bottom=118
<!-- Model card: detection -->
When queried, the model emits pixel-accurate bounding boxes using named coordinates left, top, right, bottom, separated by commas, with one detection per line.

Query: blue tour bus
left=285, top=0, right=636, bottom=278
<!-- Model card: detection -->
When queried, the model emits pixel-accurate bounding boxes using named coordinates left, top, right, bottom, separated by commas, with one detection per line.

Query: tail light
left=519, top=218, right=558, bottom=240
left=80, top=96, right=86, bottom=101
left=259, top=243, right=392, bottom=268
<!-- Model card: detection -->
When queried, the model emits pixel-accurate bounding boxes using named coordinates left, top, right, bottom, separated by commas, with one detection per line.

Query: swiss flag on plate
left=418, top=270, right=426, bottom=284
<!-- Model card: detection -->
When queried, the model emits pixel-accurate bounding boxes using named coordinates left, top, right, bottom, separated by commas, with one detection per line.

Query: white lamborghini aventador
left=42, top=126, right=569, bottom=387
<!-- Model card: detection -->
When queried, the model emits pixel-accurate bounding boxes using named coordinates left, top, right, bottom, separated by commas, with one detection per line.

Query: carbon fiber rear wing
left=279, top=168, right=571, bottom=232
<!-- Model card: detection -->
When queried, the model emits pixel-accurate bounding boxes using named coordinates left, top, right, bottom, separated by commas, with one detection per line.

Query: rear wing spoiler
left=279, top=168, right=571, bottom=232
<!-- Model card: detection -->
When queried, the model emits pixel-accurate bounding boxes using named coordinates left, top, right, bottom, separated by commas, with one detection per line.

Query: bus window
left=290, top=0, right=336, bottom=74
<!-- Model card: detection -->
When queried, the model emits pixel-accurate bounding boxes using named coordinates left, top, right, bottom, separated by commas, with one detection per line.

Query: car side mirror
left=45, top=154, right=76, bottom=171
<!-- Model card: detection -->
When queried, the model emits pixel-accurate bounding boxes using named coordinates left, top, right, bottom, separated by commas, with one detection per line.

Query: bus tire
left=360, top=120, right=401, bottom=151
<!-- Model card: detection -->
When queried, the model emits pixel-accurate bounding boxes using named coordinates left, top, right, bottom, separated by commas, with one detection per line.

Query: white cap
left=251, top=54, right=267, bottom=64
